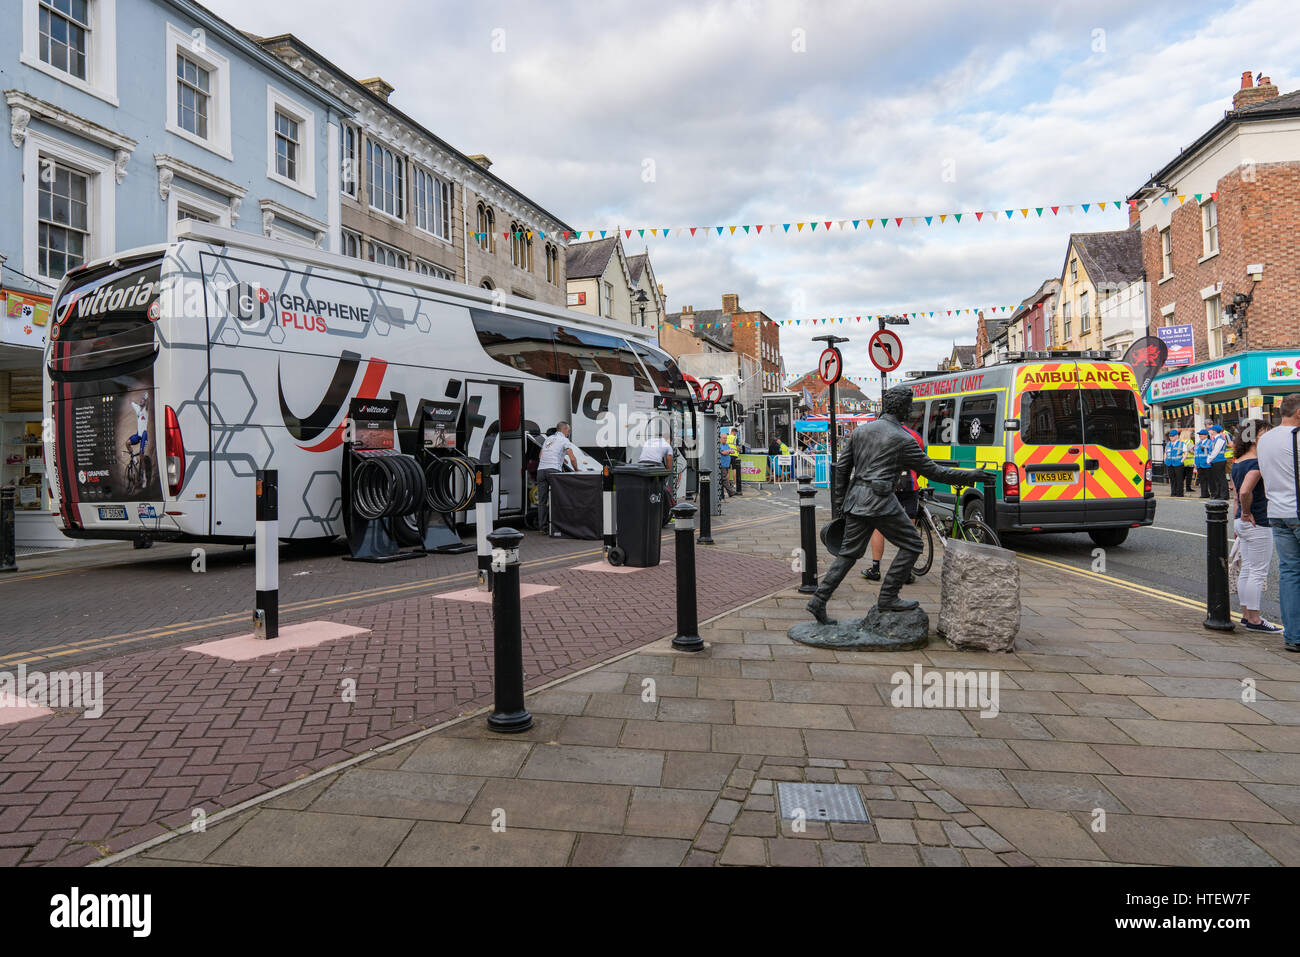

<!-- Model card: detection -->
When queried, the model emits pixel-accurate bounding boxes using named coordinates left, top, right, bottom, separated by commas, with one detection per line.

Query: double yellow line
left=0, top=508, right=790, bottom=666
left=1016, top=552, right=1239, bottom=621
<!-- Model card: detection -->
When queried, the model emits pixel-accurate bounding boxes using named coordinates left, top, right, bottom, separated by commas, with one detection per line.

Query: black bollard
left=698, top=472, right=714, bottom=545
left=1203, top=500, right=1235, bottom=632
left=0, top=486, right=16, bottom=573
left=486, top=526, right=534, bottom=732
left=734, top=457, right=743, bottom=496
left=797, top=477, right=819, bottom=593
left=670, top=502, right=704, bottom=651
left=253, top=470, right=278, bottom=639
left=475, top=462, right=492, bottom=592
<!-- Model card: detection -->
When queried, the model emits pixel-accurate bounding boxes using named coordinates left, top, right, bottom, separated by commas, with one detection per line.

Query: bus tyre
left=132, top=538, right=153, bottom=550
left=607, top=546, right=626, bottom=567
left=1089, top=528, right=1129, bottom=548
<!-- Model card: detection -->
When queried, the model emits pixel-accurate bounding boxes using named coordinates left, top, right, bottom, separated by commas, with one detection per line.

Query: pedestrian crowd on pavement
left=1165, top=395, right=1300, bottom=651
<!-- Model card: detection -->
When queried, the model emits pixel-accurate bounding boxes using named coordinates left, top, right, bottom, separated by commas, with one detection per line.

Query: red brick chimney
left=721, top=294, right=739, bottom=314
left=1233, top=71, right=1280, bottom=110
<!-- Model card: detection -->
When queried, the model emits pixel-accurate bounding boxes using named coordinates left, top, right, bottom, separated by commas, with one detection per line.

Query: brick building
left=666, top=293, right=785, bottom=395
left=1130, top=72, right=1300, bottom=436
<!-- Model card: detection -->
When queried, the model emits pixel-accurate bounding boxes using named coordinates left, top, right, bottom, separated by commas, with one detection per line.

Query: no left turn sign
left=868, top=329, right=903, bottom=373
left=702, top=380, right=724, bottom=402
left=818, top=347, right=843, bottom=385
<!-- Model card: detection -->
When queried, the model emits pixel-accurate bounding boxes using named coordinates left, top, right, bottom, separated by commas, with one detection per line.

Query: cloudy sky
left=210, top=0, right=1300, bottom=382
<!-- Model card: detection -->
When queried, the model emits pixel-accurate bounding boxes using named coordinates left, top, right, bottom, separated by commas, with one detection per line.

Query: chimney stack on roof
left=721, top=294, right=740, bottom=314
left=467, top=154, right=493, bottom=171
left=1233, top=70, right=1279, bottom=110
left=360, top=77, right=395, bottom=101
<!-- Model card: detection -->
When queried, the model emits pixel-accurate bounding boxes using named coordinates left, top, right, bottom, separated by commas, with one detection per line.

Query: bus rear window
left=48, top=262, right=161, bottom=377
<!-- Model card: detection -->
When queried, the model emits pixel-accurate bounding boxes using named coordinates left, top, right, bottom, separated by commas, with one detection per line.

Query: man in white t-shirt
left=537, top=422, right=578, bottom=536
left=637, top=433, right=674, bottom=470
left=1256, top=393, right=1300, bottom=651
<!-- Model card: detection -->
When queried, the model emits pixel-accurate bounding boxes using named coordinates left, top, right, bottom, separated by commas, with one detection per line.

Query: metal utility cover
left=777, top=782, right=870, bottom=823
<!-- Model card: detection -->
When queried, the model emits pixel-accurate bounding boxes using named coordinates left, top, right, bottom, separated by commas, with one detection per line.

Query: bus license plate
left=98, top=506, right=128, bottom=520
left=1031, top=471, right=1075, bottom=485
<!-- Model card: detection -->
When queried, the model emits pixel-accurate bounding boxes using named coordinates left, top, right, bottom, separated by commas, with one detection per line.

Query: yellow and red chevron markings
left=1012, top=362, right=1147, bottom=504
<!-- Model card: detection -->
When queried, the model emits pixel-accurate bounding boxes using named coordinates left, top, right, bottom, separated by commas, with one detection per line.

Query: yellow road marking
left=1016, top=552, right=1240, bottom=621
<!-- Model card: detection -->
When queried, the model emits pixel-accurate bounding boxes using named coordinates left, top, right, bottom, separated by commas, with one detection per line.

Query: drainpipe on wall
left=461, top=183, right=471, bottom=284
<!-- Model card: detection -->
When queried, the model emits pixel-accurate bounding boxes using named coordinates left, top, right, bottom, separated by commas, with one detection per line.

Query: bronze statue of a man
left=807, top=384, right=991, bottom=624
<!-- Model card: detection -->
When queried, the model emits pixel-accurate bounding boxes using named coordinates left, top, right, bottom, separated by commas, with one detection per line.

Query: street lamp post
left=634, top=289, right=649, bottom=328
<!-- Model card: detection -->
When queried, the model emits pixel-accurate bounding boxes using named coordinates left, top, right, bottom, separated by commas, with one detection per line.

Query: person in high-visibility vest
left=1164, top=429, right=1186, bottom=497
left=1182, top=434, right=1196, bottom=494
left=1194, top=428, right=1212, bottom=498
left=719, top=430, right=738, bottom=497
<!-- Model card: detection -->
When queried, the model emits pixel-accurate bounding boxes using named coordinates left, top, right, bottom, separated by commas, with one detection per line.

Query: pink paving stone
left=571, top=560, right=673, bottom=574
left=434, top=584, right=558, bottom=602
left=183, top=622, right=371, bottom=662
left=0, top=694, right=54, bottom=726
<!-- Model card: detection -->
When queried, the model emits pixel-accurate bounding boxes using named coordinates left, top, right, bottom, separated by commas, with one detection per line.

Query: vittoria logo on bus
left=57, top=274, right=160, bottom=324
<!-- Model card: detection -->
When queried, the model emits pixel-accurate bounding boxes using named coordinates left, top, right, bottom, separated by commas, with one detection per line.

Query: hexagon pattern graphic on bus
left=293, top=469, right=343, bottom=537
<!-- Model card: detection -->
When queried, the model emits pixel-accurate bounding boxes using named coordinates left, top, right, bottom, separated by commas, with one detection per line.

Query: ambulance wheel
left=1089, top=528, right=1129, bottom=548
left=961, top=497, right=986, bottom=525
left=607, top=546, right=626, bottom=567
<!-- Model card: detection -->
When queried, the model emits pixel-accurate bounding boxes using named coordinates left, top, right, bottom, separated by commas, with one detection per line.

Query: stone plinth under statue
left=788, top=604, right=929, bottom=651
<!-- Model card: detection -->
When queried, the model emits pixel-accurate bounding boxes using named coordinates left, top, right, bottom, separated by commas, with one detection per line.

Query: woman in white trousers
left=1232, top=422, right=1283, bottom=633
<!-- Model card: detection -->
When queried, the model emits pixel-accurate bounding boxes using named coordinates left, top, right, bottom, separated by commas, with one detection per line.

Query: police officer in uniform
left=1194, top=428, right=1212, bottom=498
left=806, top=385, right=992, bottom=625
left=1164, top=429, right=1186, bottom=497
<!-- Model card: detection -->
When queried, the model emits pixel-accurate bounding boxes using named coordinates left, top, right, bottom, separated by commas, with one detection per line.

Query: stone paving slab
left=0, top=505, right=797, bottom=866
left=108, top=496, right=1300, bottom=867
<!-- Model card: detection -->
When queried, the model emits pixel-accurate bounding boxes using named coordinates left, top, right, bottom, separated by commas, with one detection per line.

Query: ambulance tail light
left=1002, top=462, right=1020, bottom=502
left=1143, top=464, right=1153, bottom=497
left=165, top=405, right=185, bottom=497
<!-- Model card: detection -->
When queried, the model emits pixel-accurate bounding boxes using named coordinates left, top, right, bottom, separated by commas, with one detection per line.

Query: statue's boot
left=877, top=595, right=919, bottom=612
left=805, top=596, right=836, bottom=625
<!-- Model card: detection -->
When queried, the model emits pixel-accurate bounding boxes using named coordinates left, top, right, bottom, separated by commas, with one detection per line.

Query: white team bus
left=42, top=223, right=693, bottom=546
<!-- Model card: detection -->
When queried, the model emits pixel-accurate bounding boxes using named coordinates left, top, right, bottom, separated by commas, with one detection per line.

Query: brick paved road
left=0, top=495, right=786, bottom=669
left=0, top=495, right=798, bottom=865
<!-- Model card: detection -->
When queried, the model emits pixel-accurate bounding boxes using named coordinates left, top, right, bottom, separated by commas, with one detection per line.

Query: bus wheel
left=132, top=538, right=153, bottom=549
left=1089, top=528, right=1129, bottom=548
